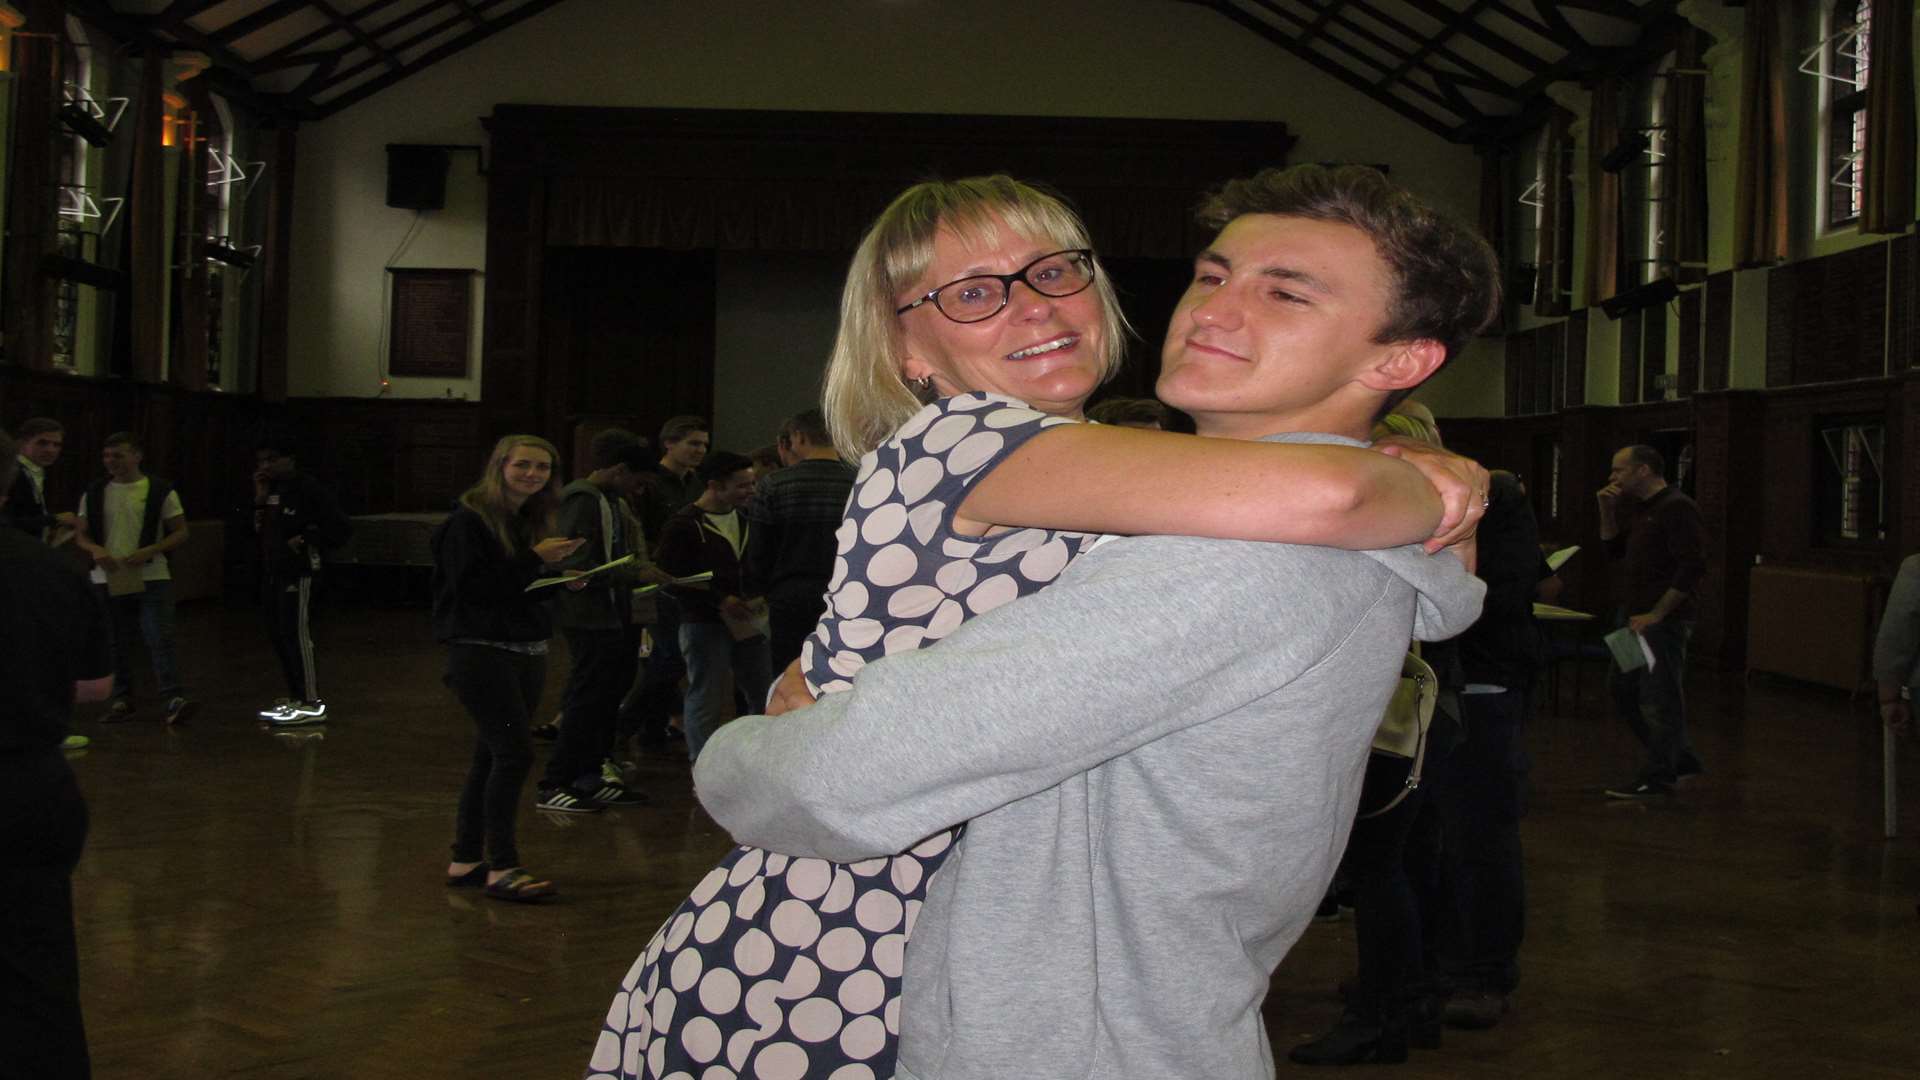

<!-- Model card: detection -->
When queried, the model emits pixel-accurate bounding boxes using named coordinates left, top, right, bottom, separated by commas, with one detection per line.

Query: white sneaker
left=258, top=698, right=295, bottom=720
left=268, top=701, right=328, bottom=727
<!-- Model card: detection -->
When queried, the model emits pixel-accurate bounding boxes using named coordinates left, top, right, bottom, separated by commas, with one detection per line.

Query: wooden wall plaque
left=388, top=268, right=474, bottom=378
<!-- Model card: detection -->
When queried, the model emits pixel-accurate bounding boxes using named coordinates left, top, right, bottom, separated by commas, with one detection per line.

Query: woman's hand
left=533, top=536, right=586, bottom=564
left=1372, top=437, right=1490, bottom=554
left=563, top=569, right=591, bottom=591
left=765, top=659, right=816, bottom=717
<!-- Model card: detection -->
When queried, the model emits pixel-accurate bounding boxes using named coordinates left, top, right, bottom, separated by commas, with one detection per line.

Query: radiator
left=1745, top=564, right=1877, bottom=691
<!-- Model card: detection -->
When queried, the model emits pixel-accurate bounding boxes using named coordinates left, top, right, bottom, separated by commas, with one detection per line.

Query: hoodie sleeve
left=694, top=535, right=1423, bottom=861
left=1874, top=555, right=1920, bottom=689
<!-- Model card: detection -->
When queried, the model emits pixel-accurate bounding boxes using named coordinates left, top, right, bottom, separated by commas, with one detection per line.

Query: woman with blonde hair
left=433, top=435, right=584, bottom=902
left=588, top=175, right=1486, bottom=1078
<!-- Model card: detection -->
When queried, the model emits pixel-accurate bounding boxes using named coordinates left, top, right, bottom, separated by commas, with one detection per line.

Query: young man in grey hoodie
left=693, top=164, right=1500, bottom=1080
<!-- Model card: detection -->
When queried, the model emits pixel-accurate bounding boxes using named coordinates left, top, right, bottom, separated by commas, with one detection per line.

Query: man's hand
left=532, top=537, right=587, bottom=564
left=1882, top=701, right=1911, bottom=736
left=1596, top=481, right=1623, bottom=510
left=720, top=595, right=753, bottom=621
left=1372, top=437, right=1490, bottom=553
left=563, top=569, right=592, bottom=591
left=640, top=564, right=675, bottom=586
left=1627, top=611, right=1662, bottom=634
left=53, top=512, right=77, bottom=527
left=766, top=659, right=817, bottom=717
left=287, top=536, right=307, bottom=552
left=123, top=548, right=153, bottom=568
left=91, top=550, right=122, bottom=573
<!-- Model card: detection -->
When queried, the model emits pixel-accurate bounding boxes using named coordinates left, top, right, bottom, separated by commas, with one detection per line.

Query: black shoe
left=1442, top=991, right=1509, bottom=1030
left=100, top=699, right=135, bottom=723
left=531, top=722, right=560, bottom=741
left=1314, top=896, right=1345, bottom=923
left=1288, top=1014, right=1409, bottom=1066
left=534, top=786, right=603, bottom=814
left=1675, top=753, right=1705, bottom=780
left=1604, top=777, right=1673, bottom=799
left=1406, top=996, right=1444, bottom=1048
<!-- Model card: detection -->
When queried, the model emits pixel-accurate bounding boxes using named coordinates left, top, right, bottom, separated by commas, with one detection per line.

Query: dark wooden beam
left=315, top=0, right=571, bottom=118
left=447, top=0, right=489, bottom=32
left=1188, top=0, right=1457, bottom=141
left=255, top=0, right=409, bottom=66
left=211, top=0, right=310, bottom=46
left=312, top=0, right=402, bottom=71
left=1393, top=0, right=1542, bottom=73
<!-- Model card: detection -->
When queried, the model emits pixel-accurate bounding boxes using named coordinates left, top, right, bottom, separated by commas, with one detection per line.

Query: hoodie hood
left=1260, top=431, right=1486, bottom=643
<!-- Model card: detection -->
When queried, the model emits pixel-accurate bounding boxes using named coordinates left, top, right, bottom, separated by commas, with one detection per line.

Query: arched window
left=1822, top=0, right=1871, bottom=228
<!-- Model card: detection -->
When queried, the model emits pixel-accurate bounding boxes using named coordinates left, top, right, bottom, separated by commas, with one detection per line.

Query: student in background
left=251, top=437, right=352, bottom=728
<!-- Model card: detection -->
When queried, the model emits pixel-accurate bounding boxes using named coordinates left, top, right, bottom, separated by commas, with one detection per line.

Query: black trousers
left=263, top=575, right=319, bottom=702
left=0, top=749, right=90, bottom=1080
left=1346, top=754, right=1432, bottom=1024
left=446, top=645, right=542, bottom=869
left=543, top=624, right=641, bottom=790
left=622, top=596, right=685, bottom=742
left=1430, top=687, right=1530, bottom=994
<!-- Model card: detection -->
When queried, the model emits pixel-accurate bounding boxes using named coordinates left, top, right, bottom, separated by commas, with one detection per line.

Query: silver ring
left=1479, top=491, right=1490, bottom=510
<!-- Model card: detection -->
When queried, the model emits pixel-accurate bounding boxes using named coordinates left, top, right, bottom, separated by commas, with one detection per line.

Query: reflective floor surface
left=66, top=601, right=1920, bottom=1079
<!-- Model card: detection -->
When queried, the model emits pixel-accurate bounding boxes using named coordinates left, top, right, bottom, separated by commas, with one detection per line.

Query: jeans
left=1609, top=620, right=1696, bottom=784
left=0, top=749, right=90, bottom=1080
left=678, top=621, right=772, bottom=761
left=99, top=579, right=181, bottom=700
left=543, top=625, right=641, bottom=790
left=446, top=644, right=542, bottom=869
left=1430, top=687, right=1530, bottom=995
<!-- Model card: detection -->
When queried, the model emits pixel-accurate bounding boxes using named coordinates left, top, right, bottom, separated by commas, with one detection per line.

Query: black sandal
left=445, top=863, right=488, bottom=888
left=484, top=868, right=556, bottom=903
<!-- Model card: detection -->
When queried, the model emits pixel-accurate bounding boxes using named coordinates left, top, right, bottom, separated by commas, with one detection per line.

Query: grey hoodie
left=694, top=432, right=1486, bottom=1080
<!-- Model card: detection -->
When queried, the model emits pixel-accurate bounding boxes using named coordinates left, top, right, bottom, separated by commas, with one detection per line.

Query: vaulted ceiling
left=72, top=0, right=1681, bottom=139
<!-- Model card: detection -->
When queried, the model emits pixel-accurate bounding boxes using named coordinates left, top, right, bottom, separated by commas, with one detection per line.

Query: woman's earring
left=910, top=375, right=933, bottom=394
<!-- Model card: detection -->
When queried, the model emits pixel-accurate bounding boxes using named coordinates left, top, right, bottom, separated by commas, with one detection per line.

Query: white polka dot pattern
left=587, top=394, right=1104, bottom=1080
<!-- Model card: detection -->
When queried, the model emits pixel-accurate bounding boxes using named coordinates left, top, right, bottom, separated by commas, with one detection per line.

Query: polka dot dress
left=588, top=394, right=1098, bottom=1080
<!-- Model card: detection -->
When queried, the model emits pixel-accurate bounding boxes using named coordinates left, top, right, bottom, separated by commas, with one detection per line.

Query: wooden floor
left=67, top=596, right=1920, bottom=1079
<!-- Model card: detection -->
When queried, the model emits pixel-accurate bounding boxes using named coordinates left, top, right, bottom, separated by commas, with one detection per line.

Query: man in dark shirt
left=6, top=417, right=77, bottom=540
left=251, top=438, right=353, bottom=727
left=0, top=428, right=114, bottom=1080
left=746, top=409, right=856, bottom=671
left=624, top=416, right=711, bottom=748
left=1597, top=444, right=1709, bottom=798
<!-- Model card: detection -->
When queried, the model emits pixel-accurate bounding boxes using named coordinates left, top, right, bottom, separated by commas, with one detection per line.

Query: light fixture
left=161, top=90, right=185, bottom=147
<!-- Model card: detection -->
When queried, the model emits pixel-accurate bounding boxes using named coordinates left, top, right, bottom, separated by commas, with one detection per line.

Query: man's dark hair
left=104, top=431, right=143, bottom=453
left=0, top=428, right=17, bottom=493
left=698, top=450, right=754, bottom=488
left=779, top=408, right=832, bottom=447
left=255, top=434, right=299, bottom=459
left=660, top=416, right=709, bottom=447
left=1196, top=164, right=1501, bottom=409
left=16, top=417, right=62, bottom=440
left=1086, top=398, right=1170, bottom=428
left=589, top=427, right=644, bottom=471
left=1624, top=444, right=1666, bottom=478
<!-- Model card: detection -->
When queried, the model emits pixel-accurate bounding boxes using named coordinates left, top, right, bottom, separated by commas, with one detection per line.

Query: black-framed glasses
left=896, top=249, right=1096, bottom=324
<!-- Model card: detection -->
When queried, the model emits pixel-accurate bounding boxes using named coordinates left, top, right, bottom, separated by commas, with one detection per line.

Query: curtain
left=1861, top=0, right=1916, bottom=232
left=129, top=49, right=168, bottom=382
left=1734, top=0, right=1790, bottom=266
left=1537, top=108, right=1574, bottom=316
left=2, top=15, right=59, bottom=370
left=1667, top=28, right=1710, bottom=283
left=1584, top=79, right=1624, bottom=307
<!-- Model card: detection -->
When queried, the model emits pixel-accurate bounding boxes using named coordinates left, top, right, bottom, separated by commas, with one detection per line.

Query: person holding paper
left=535, top=429, right=673, bottom=814
left=72, top=431, right=195, bottom=726
left=1597, top=444, right=1708, bottom=799
left=653, top=449, right=770, bottom=762
left=433, top=435, right=584, bottom=902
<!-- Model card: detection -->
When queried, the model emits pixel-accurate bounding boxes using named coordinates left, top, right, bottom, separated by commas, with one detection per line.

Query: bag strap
left=1358, top=649, right=1435, bottom=821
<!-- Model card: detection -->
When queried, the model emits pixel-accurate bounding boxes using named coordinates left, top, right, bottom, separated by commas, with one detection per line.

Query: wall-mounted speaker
left=386, top=145, right=450, bottom=211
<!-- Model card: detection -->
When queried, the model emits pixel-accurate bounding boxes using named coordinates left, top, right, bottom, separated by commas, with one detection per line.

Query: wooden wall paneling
left=1689, top=390, right=1767, bottom=668
left=1704, top=271, right=1732, bottom=390
left=1754, top=379, right=1897, bottom=570
left=1505, top=332, right=1529, bottom=415
left=1619, top=310, right=1642, bottom=404
left=1892, top=235, right=1915, bottom=372
left=1677, top=286, right=1702, bottom=396
left=1901, top=376, right=1920, bottom=556
left=1766, top=262, right=1797, bottom=386
left=1824, top=245, right=1886, bottom=383
left=1546, top=323, right=1565, bottom=413
left=1565, top=312, right=1588, bottom=407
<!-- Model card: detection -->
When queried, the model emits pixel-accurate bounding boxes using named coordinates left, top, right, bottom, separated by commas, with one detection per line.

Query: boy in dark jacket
left=251, top=438, right=352, bottom=727
left=536, top=430, right=673, bottom=811
left=654, top=450, right=769, bottom=761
